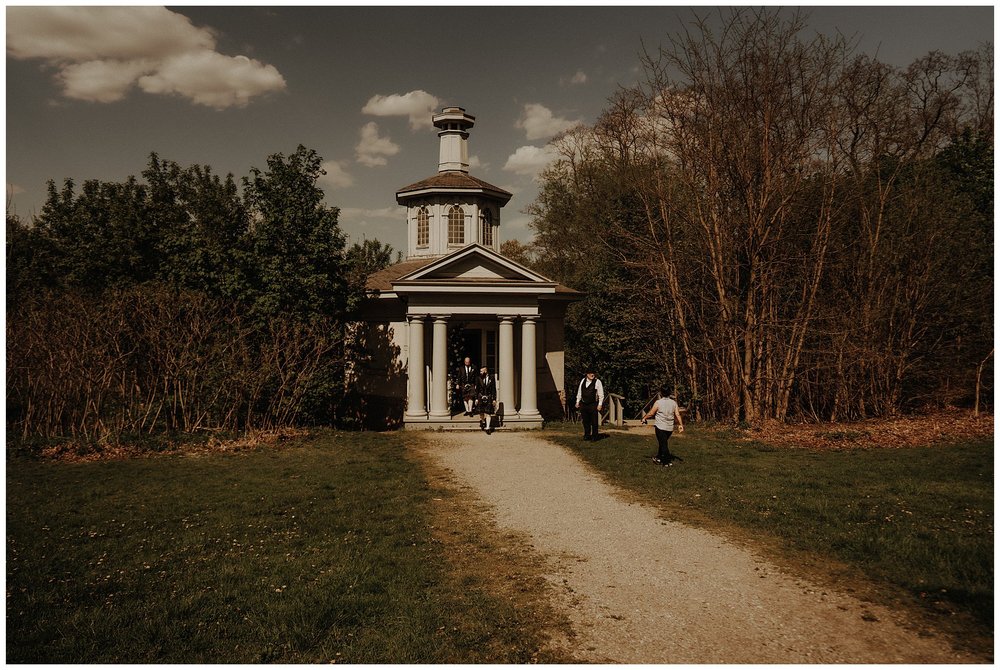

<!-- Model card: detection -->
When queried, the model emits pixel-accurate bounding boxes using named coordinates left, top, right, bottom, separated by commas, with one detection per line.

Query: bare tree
left=526, top=9, right=992, bottom=422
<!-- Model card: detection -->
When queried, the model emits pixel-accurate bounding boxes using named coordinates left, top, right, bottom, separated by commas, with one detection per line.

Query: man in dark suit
left=455, top=356, right=477, bottom=416
left=477, top=366, right=497, bottom=434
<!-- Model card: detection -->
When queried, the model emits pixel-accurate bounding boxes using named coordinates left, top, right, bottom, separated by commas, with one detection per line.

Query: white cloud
left=6, top=7, right=214, bottom=61
left=503, top=145, right=559, bottom=179
left=6, top=7, right=285, bottom=108
left=355, top=122, right=401, bottom=167
left=468, top=155, right=485, bottom=170
left=318, top=161, right=354, bottom=189
left=58, top=59, right=154, bottom=102
left=516, top=103, right=582, bottom=141
left=362, top=90, right=440, bottom=129
left=567, top=70, right=588, bottom=85
left=138, top=52, right=285, bottom=109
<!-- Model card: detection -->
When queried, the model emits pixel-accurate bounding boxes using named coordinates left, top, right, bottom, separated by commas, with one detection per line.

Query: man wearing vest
left=575, top=366, right=605, bottom=441
left=477, top=366, right=498, bottom=434
left=455, top=356, right=478, bottom=416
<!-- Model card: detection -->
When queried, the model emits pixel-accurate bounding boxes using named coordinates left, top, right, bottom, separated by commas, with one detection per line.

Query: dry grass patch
left=29, top=428, right=311, bottom=462
left=744, top=409, right=993, bottom=450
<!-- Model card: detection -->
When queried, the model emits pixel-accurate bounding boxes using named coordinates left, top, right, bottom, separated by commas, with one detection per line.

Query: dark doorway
left=459, top=329, right=482, bottom=369
left=451, top=326, right=481, bottom=414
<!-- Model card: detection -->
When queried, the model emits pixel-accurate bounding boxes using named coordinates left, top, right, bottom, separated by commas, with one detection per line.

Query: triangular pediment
left=395, top=244, right=554, bottom=285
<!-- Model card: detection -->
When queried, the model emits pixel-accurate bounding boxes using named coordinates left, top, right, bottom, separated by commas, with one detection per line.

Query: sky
left=5, top=5, right=994, bottom=253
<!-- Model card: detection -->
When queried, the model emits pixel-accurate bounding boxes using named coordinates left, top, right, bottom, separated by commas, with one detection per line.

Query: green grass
left=7, top=431, right=560, bottom=663
left=543, top=424, right=994, bottom=636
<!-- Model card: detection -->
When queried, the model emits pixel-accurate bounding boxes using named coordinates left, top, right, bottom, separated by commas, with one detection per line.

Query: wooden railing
left=632, top=393, right=656, bottom=421
left=602, top=393, right=626, bottom=426
left=568, top=391, right=626, bottom=425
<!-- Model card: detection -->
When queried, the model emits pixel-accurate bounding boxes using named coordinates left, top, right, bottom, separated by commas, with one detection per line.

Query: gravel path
left=424, top=430, right=973, bottom=663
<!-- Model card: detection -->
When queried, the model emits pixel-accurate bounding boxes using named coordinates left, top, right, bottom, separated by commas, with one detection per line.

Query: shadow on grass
left=6, top=430, right=565, bottom=663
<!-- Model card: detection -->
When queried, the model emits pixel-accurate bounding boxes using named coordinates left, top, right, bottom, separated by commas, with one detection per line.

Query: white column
left=405, top=316, right=426, bottom=419
left=498, top=316, right=516, bottom=414
left=429, top=316, right=450, bottom=418
left=519, top=316, right=541, bottom=419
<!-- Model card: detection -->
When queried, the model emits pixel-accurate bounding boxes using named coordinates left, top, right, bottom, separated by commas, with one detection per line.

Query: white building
left=352, top=106, right=579, bottom=429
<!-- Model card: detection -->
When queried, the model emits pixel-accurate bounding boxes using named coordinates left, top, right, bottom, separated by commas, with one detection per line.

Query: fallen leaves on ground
left=37, top=428, right=310, bottom=462
left=741, top=409, right=993, bottom=450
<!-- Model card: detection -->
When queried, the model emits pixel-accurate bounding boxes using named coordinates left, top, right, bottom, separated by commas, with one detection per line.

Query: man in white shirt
left=575, top=366, right=605, bottom=441
left=455, top=356, right=477, bottom=416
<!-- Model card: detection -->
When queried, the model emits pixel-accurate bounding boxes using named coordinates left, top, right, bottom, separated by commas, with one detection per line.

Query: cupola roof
left=396, top=170, right=512, bottom=205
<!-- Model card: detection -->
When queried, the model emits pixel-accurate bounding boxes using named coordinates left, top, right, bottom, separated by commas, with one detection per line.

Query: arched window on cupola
left=448, top=206, right=465, bottom=245
left=480, top=208, right=493, bottom=247
left=416, top=206, right=430, bottom=247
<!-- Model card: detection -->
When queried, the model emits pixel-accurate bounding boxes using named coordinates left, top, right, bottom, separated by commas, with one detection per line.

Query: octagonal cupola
left=397, top=106, right=512, bottom=260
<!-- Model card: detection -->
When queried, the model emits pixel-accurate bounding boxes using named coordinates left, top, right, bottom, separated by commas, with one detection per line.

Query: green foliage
left=936, top=129, right=994, bottom=218
left=11, top=146, right=357, bottom=325
left=242, top=146, right=349, bottom=323
left=525, top=138, right=668, bottom=412
left=563, top=258, right=664, bottom=411
left=30, top=176, right=158, bottom=292
left=344, top=238, right=402, bottom=312
left=7, top=146, right=390, bottom=437
left=14, top=154, right=250, bottom=301
left=6, top=432, right=562, bottom=663
left=142, top=154, right=249, bottom=301
left=6, top=213, right=61, bottom=298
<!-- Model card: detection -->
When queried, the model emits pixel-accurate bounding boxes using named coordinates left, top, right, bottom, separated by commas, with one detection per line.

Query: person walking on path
left=456, top=356, right=478, bottom=416
left=641, top=385, right=684, bottom=465
left=477, top=366, right=498, bottom=434
left=575, top=367, right=605, bottom=441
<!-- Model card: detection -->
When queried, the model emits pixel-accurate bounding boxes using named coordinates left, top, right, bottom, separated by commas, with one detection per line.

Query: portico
left=402, top=312, right=543, bottom=428
left=380, top=242, right=574, bottom=429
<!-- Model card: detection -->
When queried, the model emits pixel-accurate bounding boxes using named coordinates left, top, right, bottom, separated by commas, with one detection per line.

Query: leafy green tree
left=143, top=154, right=249, bottom=301
left=525, top=132, right=670, bottom=412
left=344, top=238, right=401, bottom=311
left=499, top=239, right=536, bottom=267
left=30, top=176, right=157, bottom=293
left=6, top=213, right=61, bottom=299
left=925, top=131, right=993, bottom=407
left=8, top=145, right=359, bottom=438
left=242, top=145, right=349, bottom=323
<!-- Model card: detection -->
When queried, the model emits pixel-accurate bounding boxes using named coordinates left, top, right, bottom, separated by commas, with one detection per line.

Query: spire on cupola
left=396, top=106, right=511, bottom=259
left=433, top=107, right=475, bottom=173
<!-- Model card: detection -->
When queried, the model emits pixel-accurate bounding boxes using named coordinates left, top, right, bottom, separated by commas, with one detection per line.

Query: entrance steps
left=404, top=412, right=544, bottom=431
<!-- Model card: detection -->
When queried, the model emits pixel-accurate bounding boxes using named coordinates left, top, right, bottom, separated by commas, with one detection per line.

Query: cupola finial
left=432, top=107, right=476, bottom=173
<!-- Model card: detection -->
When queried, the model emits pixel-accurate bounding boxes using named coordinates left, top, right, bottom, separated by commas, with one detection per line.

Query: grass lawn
left=6, top=430, right=566, bottom=663
left=542, top=423, right=993, bottom=648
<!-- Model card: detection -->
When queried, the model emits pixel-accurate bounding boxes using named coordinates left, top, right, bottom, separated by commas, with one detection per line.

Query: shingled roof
left=396, top=171, right=512, bottom=203
left=365, top=256, right=438, bottom=292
